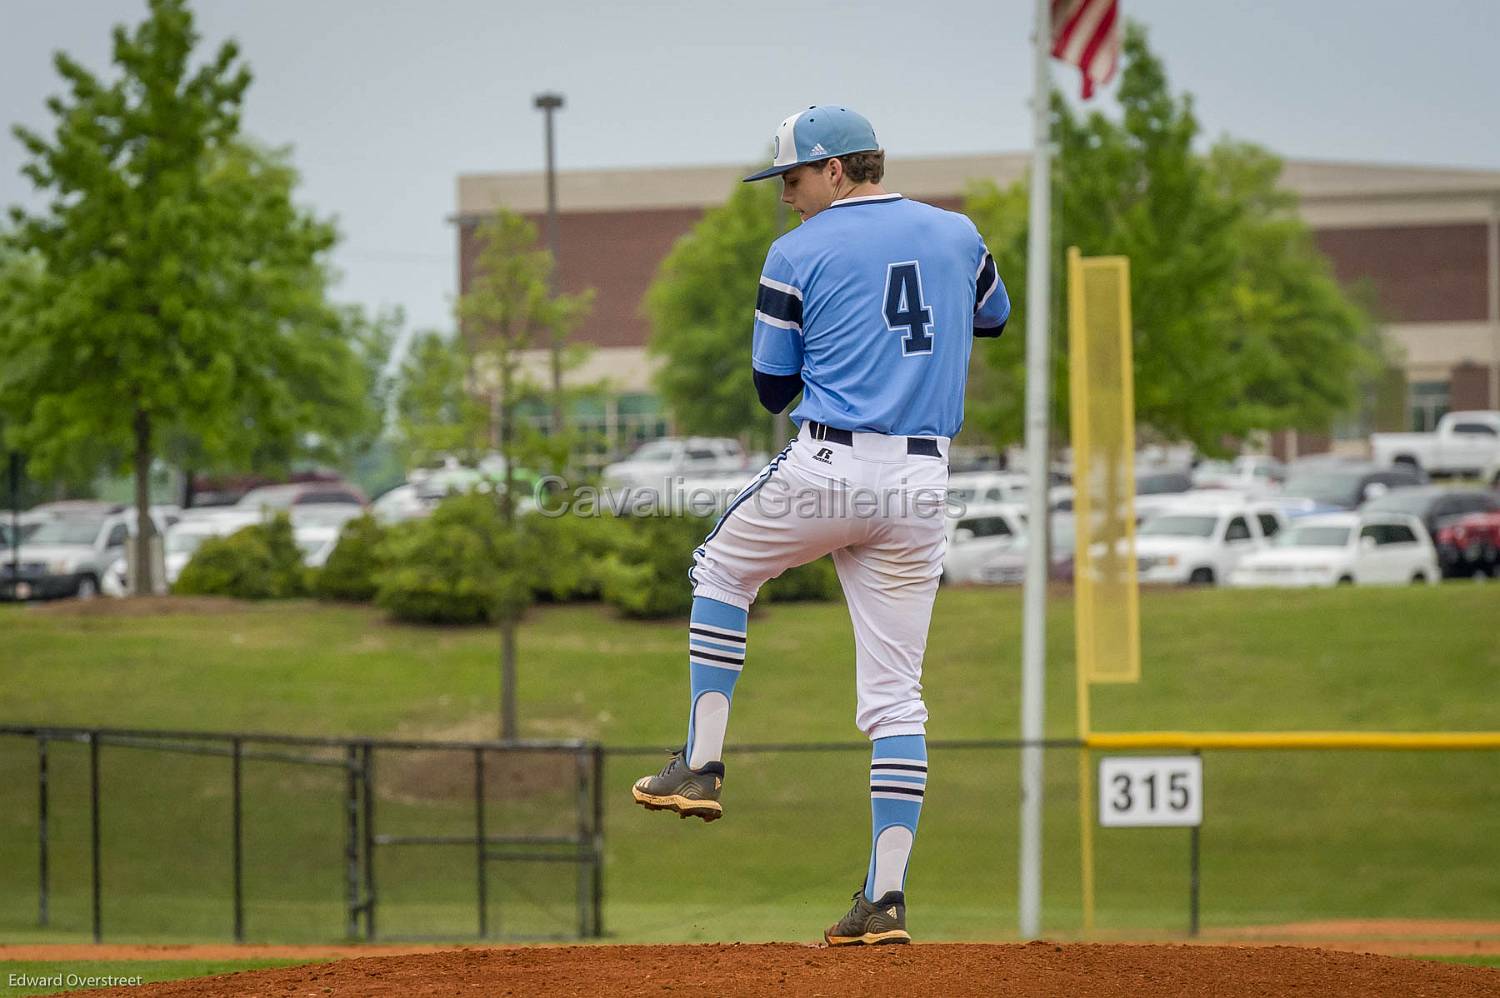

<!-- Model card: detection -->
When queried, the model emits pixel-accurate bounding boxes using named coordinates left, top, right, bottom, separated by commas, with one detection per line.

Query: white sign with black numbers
left=1099, top=756, right=1203, bottom=827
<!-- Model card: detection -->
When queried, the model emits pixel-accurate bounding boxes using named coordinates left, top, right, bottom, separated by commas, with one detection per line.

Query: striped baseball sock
left=866, top=734, right=927, bottom=901
left=685, top=596, right=747, bottom=770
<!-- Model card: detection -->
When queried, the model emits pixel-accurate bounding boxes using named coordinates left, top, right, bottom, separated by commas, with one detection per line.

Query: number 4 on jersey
left=883, top=261, right=934, bottom=356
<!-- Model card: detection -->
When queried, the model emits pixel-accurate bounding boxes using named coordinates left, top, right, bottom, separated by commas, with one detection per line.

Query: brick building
left=455, top=154, right=1500, bottom=457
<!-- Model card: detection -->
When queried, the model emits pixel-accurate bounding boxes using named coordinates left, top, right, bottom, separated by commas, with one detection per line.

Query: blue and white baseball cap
left=743, top=106, right=880, bottom=183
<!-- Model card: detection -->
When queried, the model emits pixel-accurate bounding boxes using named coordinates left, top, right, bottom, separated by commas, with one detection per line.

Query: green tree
left=646, top=180, right=796, bottom=451
left=455, top=209, right=592, bottom=739
left=965, top=23, right=1382, bottom=453
left=2, top=0, right=377, bottom=592
left=394, top=329, right=489, bottom=468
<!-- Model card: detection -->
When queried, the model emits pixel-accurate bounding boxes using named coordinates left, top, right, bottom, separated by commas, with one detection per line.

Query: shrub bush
left=313, top=514, right=388, bottom=602
left=596, top=514, right=844, bottom=617
left=174, top=514, right=308, bottom=599
left=526, top=512, right=621, bottom=602
left=374, top=493, right=532, bottom=625
left=762, top=555, right=842, bottom=603
left=599, top=513, right=712, bottom=619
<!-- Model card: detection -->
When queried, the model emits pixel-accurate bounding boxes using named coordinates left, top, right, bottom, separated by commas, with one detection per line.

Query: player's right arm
left=751, top=245, right=806, bottom=414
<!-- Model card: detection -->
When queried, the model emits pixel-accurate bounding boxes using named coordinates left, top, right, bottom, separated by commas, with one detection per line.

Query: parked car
left=948, top=511, right=1075, bottom=585
left=371, top=483, right=429, bottom=525
left=237, top=481, right=367, bottom=515
left=1371, top=410, right=1500, bottom=477
left=947, top=471, right=1029, bottom=509
left=1132, top=468, right=1197, bottom=522
left=1432, top=511, right=1500, bottom=579
left=602, top=437, right=750, bottom=492
left=1048, top=468, right=1193, bottom=522
left=2, top=507, right=173, bottom=601
left=293, top=522, right=343, bottom=569
left=1483, top=455, right=1500, bottom=490
left=1227, top=512, right=1440, bottom=588
left=601, top=437, right=753, bottom=514
left=1278, top=460, right=1426, bottom=511
left=1134, top=499, right=1287, bottom=585
left=1, top=513, right=49, bottom=549
left=163, top=510, right=265, bottom=584
left=1359, top=486, right=1500, bottom=578
left=1190, top=456, right=1286, bottom=495
left=943, top=503, right=1028, bottom=583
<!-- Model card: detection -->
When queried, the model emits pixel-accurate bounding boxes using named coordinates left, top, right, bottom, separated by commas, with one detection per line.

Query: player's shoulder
left=904, top=197, right=985, bottom=240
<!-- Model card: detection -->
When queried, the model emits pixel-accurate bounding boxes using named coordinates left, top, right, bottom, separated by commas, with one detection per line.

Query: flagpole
left=1018, top=0, right=1054, bottom=942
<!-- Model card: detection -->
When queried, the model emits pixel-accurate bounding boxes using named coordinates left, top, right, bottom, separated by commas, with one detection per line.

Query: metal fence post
left=361, top=743, right=376, bottom=941
left=1189, top=749, right=1202, bottom=937
left=591, top=744, right=604, bottom=938
left=474, top=747, right=488, bottom=939
left=231, top=737, right=244, bottom=942
left=37, top=734, right=49, bottom=928
left=574, top=750, right=589, bottom=939
left=89, top=732, right=102, bottom=943
left=344, top=745, right=359, bottom=939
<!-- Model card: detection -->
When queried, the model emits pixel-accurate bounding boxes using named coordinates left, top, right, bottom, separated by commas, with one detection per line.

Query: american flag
left=1050, top=0, right=1121, bottom=100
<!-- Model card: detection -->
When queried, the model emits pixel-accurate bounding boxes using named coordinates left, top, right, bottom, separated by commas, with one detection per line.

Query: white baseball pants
left=690, top=422, right=949, bottom=739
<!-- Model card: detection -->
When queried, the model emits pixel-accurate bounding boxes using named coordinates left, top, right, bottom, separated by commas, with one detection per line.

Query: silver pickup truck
left=1370, top=410, right=1500, bottom=479
left=2, top=505, right=175, bottom=600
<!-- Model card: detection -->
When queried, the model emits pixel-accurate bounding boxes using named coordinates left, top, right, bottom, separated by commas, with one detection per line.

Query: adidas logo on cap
left=809, top=142, right=828, bottom=156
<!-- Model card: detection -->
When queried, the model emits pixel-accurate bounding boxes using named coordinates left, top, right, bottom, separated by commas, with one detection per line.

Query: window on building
left=1409, top=381, right=1450, bottom=432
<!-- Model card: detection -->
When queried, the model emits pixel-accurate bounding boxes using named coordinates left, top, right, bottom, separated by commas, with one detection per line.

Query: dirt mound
left=59, top=942, right=1498, bottom=997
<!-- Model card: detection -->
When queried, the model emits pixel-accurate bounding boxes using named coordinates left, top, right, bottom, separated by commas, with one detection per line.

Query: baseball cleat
left=631, top=748, right=725, bottom=822
left=824, top=888, right=911, bottom=946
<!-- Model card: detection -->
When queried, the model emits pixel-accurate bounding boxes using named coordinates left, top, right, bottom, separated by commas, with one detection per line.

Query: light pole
left=534, top=92, right=566, bottom=439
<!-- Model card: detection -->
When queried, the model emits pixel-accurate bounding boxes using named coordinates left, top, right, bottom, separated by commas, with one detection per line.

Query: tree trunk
left=132, top=408, right=156, bottom=596
left=550, top=342, right=565, bottom=443
left=499, top=618, right=518, bottom=742
left=498, top=356, right=518, bottom=741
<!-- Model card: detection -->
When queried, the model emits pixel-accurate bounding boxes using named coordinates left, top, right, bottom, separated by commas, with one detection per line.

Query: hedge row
left=172, top=495, right=842, bottom=623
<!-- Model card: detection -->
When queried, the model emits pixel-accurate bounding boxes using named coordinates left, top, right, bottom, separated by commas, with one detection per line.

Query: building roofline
left=457, top=151, right=1500, bottom=219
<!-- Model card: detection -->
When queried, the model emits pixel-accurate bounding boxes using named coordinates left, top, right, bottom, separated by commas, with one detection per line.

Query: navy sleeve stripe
left=974, top=254, right=999, bottom=314
left=755, top=281, right=804, bottom=327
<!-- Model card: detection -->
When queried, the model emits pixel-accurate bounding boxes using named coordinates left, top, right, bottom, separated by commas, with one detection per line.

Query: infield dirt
left=48, top=942, right=1500, bottom=997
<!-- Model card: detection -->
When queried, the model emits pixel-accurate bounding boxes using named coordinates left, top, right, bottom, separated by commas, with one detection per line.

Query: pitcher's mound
left=66, top=941, right=1498, bottom=998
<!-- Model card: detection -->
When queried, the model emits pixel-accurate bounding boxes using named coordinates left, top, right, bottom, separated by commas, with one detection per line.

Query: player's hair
left=811, top=150, right=886, bottom=184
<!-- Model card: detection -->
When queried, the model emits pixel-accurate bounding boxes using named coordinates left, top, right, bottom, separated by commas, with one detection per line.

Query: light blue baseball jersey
left=751, top=193, right=1010, bottom=439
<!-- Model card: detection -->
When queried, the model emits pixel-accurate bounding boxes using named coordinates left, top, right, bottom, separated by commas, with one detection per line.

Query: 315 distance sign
left=1098, top=756, right=1203, bottom=827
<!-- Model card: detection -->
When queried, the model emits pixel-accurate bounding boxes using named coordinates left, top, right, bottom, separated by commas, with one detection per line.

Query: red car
left=1433, top=512, right=1500, bottom=579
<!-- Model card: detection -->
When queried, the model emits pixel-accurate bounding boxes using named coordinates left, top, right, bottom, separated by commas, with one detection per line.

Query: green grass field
left=0, top=584, right=1496, bottom=946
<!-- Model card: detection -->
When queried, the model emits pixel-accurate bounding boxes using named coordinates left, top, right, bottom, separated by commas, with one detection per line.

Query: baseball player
left=632, top=106, right=1010, bottom=945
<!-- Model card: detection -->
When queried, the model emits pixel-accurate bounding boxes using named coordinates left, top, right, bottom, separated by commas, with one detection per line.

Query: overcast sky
left=4, top=0, right=1498, bottom=350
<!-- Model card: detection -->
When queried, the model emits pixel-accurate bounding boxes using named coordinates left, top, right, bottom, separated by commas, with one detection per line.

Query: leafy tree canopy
left=0, top=0, right=384, bottom=587
left=646, top=180, right=795, bottom=452
left=965, top=22, right=1384, bottom=453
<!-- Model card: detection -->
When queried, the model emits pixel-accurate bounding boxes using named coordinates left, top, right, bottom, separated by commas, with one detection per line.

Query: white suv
left=943, top=503, right=1029, bottom=584
left=1229, top=512, right=1440, bottom=588
left=4, top=506, right=175, bottom=601
left=1134, top=499, right=1287, bottom=585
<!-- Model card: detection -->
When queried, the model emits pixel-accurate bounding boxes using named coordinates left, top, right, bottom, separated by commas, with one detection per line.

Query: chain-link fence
left=0, top=726, right=603, bottom=943
left=2, top=728, right=1495, bottom=943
